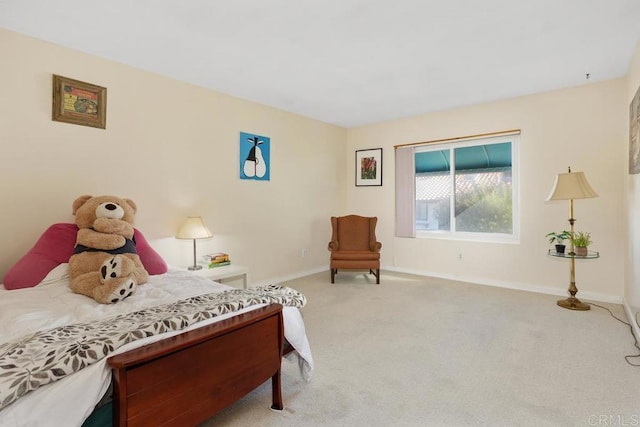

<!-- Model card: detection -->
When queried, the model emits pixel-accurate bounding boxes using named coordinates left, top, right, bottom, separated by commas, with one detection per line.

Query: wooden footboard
left=107, top=304, right=285, bottom=426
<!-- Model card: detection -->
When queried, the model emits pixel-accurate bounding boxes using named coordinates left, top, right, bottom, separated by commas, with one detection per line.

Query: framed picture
left=52, top=74, right=106, bottom=129
left=630, top=84, right=640, bottom=174
left=355, top=148, right=383, bottom=186
left=240, top=131, right=270, bottom=181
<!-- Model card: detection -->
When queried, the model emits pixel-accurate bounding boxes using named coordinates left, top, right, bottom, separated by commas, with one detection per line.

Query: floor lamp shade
left=176, top=216, right=212, bottom=270
left=546, top=170, right=598, bottom=201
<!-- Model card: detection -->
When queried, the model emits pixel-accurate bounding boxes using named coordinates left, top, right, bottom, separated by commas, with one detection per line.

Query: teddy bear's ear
left=72, top=195, right=93, bottom=215
left=124, top=198, right=138, bottom=214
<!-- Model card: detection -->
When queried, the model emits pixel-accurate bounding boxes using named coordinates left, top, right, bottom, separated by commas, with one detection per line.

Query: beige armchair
left=328, top=215, right=382, bottom=284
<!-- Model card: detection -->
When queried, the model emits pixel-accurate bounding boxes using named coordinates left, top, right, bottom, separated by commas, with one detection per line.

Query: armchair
left=328, top=215, right=382, bottom=284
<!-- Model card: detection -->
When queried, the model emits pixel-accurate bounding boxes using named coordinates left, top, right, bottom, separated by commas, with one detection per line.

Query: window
left=396, top=133, right=518, bottom=241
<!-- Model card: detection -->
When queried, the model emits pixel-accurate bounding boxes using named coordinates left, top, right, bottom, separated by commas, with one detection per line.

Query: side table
left=548, top=249, right=599, bottom=310
left=192, top=264, right=248, bottom=289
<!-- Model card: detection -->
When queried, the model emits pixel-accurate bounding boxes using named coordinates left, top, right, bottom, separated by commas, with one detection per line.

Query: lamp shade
left=546, top=170, right=598, bottom=201
left=176, top=216, right=213, bottom=239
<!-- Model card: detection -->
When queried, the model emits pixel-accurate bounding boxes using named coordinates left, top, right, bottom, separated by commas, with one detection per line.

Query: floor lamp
left=546, top=167, right=598, bottom=310
left=176, top=216, right=213, bottom=270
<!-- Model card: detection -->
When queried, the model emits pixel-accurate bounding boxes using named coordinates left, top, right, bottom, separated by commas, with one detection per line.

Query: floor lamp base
left=557, top=297, right=590, bottom=311
left=188, top=265, right=203, bottom=271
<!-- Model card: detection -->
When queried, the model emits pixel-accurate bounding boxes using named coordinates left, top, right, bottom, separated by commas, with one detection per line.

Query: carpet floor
left=201, top=271, right=640, bottom=426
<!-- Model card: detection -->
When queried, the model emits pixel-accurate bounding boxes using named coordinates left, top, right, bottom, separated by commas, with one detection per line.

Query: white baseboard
left=261, top=263, right=624, bottom=305
left=250, top=266, right=328, bottom=288
left=622, top=299, right=640, bottom=344
left=382, top=265, right=624, bottom=304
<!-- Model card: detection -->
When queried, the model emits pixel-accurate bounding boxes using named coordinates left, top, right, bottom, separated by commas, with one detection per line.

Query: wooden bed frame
left=107, top=303, right=286, bottom=426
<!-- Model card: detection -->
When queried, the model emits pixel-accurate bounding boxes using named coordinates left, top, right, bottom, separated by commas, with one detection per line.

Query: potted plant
left=571, top=231, right=592, bottom=256
left=546, top=231, right=571, bottom=254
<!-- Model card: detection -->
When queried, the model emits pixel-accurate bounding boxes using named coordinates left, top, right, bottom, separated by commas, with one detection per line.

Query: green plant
left=571, top=231, right=593, bottom=248
left=433, top=182, right=513, bottom=233
left=546, top=231, right=571, bottom=245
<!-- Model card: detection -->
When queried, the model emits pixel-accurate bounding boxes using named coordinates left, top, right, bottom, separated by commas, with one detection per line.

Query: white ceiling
left=1, top=0, right=640, bottom=128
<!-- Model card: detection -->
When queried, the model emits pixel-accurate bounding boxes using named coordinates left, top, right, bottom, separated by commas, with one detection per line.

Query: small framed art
left=355, top=148, right=383, bottom=186
left=52, top=74, right=107, bottom=129
left=240, top=131, right=270, bottom=181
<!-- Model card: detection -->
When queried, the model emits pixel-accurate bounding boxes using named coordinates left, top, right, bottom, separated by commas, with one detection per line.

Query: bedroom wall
left=0, top=28, right=347, bottom=284
left=346, top=79, right=627, bottom=302
left=0, top=27, right=633, bottom=304
left=625, top=41, right=640, bottom=315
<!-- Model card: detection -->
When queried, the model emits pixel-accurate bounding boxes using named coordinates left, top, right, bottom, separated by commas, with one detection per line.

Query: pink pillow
left=3, top=223, right=167, bottom=290
left=132, top=228, right=168, bottom=276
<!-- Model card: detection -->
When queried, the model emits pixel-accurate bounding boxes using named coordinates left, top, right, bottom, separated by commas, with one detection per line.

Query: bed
left=0, top=264, right=313, bottom=426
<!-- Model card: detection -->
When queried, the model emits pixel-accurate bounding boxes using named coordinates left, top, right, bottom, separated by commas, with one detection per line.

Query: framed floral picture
left=52, top=74, right=106, bottom=129
left=355, top=148, right=383, bottom=186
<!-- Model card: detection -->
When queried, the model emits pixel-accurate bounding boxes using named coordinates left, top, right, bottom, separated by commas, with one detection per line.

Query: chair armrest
left=328, top=241, right=339, bottom=251
left=369, top=241, right=382, bottom=252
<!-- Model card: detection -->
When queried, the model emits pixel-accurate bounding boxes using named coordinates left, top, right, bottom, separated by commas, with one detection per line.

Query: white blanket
left=0, top=265, right=313, bottom=427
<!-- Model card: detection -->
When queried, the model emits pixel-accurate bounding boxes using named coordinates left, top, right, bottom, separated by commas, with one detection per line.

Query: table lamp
left=176, top=216, right=213, bottom=270
left=546, top=167, right=598, bottom=310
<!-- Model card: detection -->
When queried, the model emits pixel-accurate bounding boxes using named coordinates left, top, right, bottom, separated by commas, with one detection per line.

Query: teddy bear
left=68, top=195, right=149, bottom=304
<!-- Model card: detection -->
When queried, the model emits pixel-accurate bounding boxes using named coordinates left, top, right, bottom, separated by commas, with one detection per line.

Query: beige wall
left=0, top=29, right=347, bottom=284
left=347, top=79, right=627, bottom=302
left=625, top=42, right=640, bottom=313
left=0, top=27, right=633, bottom=304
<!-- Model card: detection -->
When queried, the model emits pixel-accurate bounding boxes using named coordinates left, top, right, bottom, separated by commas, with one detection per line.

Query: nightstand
left=192, top=264, right=248, bottom=289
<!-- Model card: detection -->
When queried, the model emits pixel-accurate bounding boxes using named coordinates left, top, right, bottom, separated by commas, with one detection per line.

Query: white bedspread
left=0, top=265, right=313, bottom=427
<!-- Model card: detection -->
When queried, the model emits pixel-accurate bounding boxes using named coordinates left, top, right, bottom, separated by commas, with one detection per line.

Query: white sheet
left=0, top=265, right=313, bottom=427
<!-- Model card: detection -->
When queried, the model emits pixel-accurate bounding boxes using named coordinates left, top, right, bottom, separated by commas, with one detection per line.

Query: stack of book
left=208, top=253, right=230, bottom=268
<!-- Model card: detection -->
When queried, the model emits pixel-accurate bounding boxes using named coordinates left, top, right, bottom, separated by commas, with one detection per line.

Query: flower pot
left=554, top=244, right=566, bottom=254
left=575, top=247, right=588, bottom=256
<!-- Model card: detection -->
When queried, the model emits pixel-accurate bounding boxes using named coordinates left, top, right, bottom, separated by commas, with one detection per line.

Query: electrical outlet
left=301, top=248, right=307, bottom=258
left=458, top=252, right=463, bottom=260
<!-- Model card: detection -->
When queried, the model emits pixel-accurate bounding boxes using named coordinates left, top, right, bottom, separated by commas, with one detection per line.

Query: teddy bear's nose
left=105, top=204, right=117, bottom=211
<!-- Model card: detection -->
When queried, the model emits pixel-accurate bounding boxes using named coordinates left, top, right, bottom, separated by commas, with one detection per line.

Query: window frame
left=413, top=134, right=520, bottom=243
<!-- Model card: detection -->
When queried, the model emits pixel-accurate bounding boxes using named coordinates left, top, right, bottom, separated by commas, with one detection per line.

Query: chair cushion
left=331, top=259, right=380, bottom=270
left=330, top=250, right=380, bottom=261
